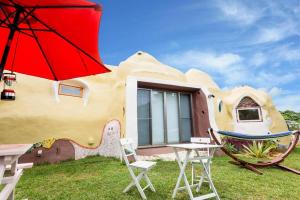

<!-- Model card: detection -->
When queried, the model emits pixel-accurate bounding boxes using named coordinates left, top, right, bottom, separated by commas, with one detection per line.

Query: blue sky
left=97, top=0, right=300, bottom=111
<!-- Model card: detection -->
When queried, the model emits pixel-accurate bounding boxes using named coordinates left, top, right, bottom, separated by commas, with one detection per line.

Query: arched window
left=53, top=79, right=90, bottom=105
left=236, top=96, right=262, bottom=122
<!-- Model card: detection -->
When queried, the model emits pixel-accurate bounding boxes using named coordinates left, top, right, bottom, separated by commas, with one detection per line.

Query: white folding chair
left=190, top=137, right=212, bottom=190
left=119, top=138, right=156, bottom=200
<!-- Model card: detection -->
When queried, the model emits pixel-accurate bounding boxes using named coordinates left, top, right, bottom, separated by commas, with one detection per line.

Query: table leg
left=172, top=149, right=194, bottom=200
left=195, top=151, right=220, bottom=200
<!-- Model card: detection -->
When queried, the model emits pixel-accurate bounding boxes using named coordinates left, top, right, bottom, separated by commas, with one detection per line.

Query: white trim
left=206, top=95, right=221, bottom=141
left=125, top=76, right=216, bottom=148
left=136, top=77, right=199, bottom=89
left=232, top=95, right=271, bottom=134
left=125, top=77, right=138, bottom=148
left=206, top=94, right=219, bottom=132
left=52, top=79, right=90, bottom=106
left=236, top=107, right=262, bottom=122
left=53, top=81, right=60, bottom=102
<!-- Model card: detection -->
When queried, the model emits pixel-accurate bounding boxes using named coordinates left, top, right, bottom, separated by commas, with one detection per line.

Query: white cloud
left=273, top=93, right=300, bottom=112
left=162, top=50, right=250, bottom=86
left=255, top=27, right=285, bottom=43
left=161, top=49, right=299, bottom=93
left=250, top=52, right=266, bottom=67
left=258, top=87, right=283, bottom=97
left=268, top=87, right=283, bottom=97
left=275, top=45, right=300, bottom=61
left=254, top=71, right=298, bottom=88
left=254, top=22, right=298, bottom=44
left=162, top=50, right=242, bottom=71
left=263, top=87, right=300, bottom=111
left=216, top=0, right=262, bottom=25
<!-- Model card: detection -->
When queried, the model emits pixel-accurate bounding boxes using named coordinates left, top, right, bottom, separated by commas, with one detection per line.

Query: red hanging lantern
left=1, top=72, right=16, bottom=101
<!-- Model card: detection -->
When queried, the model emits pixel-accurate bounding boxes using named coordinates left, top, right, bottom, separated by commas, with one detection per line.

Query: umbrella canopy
left=0, top=0, right=110, bottom=80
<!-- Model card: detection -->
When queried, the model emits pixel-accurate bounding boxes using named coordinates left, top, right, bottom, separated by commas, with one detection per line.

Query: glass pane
left=180, top=118, right=192, bottom=142
left=60, top=85, right=82, bottom=96
left=180, top=94, right=191, bottom=118
left=151, top=91, right=165, bottom=145
left=238, top=109, right=260, bottom=121
left=180, top=94, right=192, bottom=142
left=137, top=89, right=150, bottom=118
left=137, top=89, right=151, bottom=146
left=138, top=119, right=151, bottom=145
left=166, top=92, right=180, bottom=143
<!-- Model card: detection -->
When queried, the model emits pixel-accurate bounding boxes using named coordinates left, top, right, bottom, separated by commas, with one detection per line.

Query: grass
left=15, top=148, right=300, bottom=200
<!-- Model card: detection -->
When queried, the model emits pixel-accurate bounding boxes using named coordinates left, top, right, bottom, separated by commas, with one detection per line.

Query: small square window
left=58, top=84, right=83, bottom=98
left=237, top=108, right=262, bottom=122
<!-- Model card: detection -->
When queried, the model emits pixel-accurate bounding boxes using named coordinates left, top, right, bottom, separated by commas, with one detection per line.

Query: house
left=0, top=51, right=288, bottom=162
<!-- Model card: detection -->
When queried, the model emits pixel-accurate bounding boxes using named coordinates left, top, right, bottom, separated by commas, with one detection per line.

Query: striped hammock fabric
left=217, top=130, right=295, bottom=140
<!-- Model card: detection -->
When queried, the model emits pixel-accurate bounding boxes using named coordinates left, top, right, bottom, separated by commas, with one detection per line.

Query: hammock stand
left=208, top=128, right=300, bottom=175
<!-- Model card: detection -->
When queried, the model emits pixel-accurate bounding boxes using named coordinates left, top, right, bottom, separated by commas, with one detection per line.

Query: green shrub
left=224, top=142, right=238, bottom=154
left=242, top=141, right=276, bottom=158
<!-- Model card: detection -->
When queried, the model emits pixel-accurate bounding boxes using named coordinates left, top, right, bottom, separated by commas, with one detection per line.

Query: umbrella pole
left=0, top=7, right=22, bottom=81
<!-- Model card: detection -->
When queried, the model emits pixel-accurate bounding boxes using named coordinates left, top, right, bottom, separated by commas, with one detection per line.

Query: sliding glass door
left=137, top=88, right=193, bottom=146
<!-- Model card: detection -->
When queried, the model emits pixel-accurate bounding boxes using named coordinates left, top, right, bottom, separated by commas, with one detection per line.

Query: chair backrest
left=191, top=137, right=211, bottom=156
left=119, top=138, right=137, bottom=166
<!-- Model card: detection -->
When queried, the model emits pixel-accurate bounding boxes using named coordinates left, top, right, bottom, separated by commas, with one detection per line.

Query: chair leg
left=191, top=163, right=194, bottom=185
left=123, top=171, right=144, bottom=193
left=124, top=170, right=154, bottom=200
left=144, top=172, right=156, bottom=192
left=135, top=178, right=147, bottom=200
left=196, top=174, right=204, bottom=192
left=123, top=180, right=135, bottom=193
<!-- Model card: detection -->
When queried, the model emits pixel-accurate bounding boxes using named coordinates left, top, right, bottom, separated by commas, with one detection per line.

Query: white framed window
left=53, top=79, right=90, bottom=106
left=237, top=107, right=262, bottom=122
left=58, top=83, right=83, bottom=98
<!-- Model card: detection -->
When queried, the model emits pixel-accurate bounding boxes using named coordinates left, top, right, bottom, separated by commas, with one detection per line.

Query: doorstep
left=136, top=146, right=175, bottom=156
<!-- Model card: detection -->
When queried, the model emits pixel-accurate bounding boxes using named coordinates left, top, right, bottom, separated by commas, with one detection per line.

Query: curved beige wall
left=0, top=51, right=288, bottom=147
left=212, top=86, right=288, bottom=133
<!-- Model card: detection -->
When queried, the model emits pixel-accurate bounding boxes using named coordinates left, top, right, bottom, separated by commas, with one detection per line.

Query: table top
left=167, top=143, right=222, bottom=150
left=0, top=144, right=32, bottom=156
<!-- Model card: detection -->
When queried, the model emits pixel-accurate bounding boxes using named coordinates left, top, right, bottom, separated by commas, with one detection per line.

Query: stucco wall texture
left=0, top=51, right=288, bottom=147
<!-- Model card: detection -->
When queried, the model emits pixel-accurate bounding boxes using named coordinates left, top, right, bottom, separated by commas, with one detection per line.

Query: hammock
left=217, top=130, right=295, bottom=140
left=209, top=129, right=300, bottom=175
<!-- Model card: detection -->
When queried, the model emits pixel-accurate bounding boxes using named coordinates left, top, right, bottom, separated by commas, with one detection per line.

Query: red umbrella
left=0, top=0, right=110, bottom=81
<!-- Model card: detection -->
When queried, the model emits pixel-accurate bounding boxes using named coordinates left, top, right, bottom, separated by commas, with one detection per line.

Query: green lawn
left=16, top=148, right=300, bottom=200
